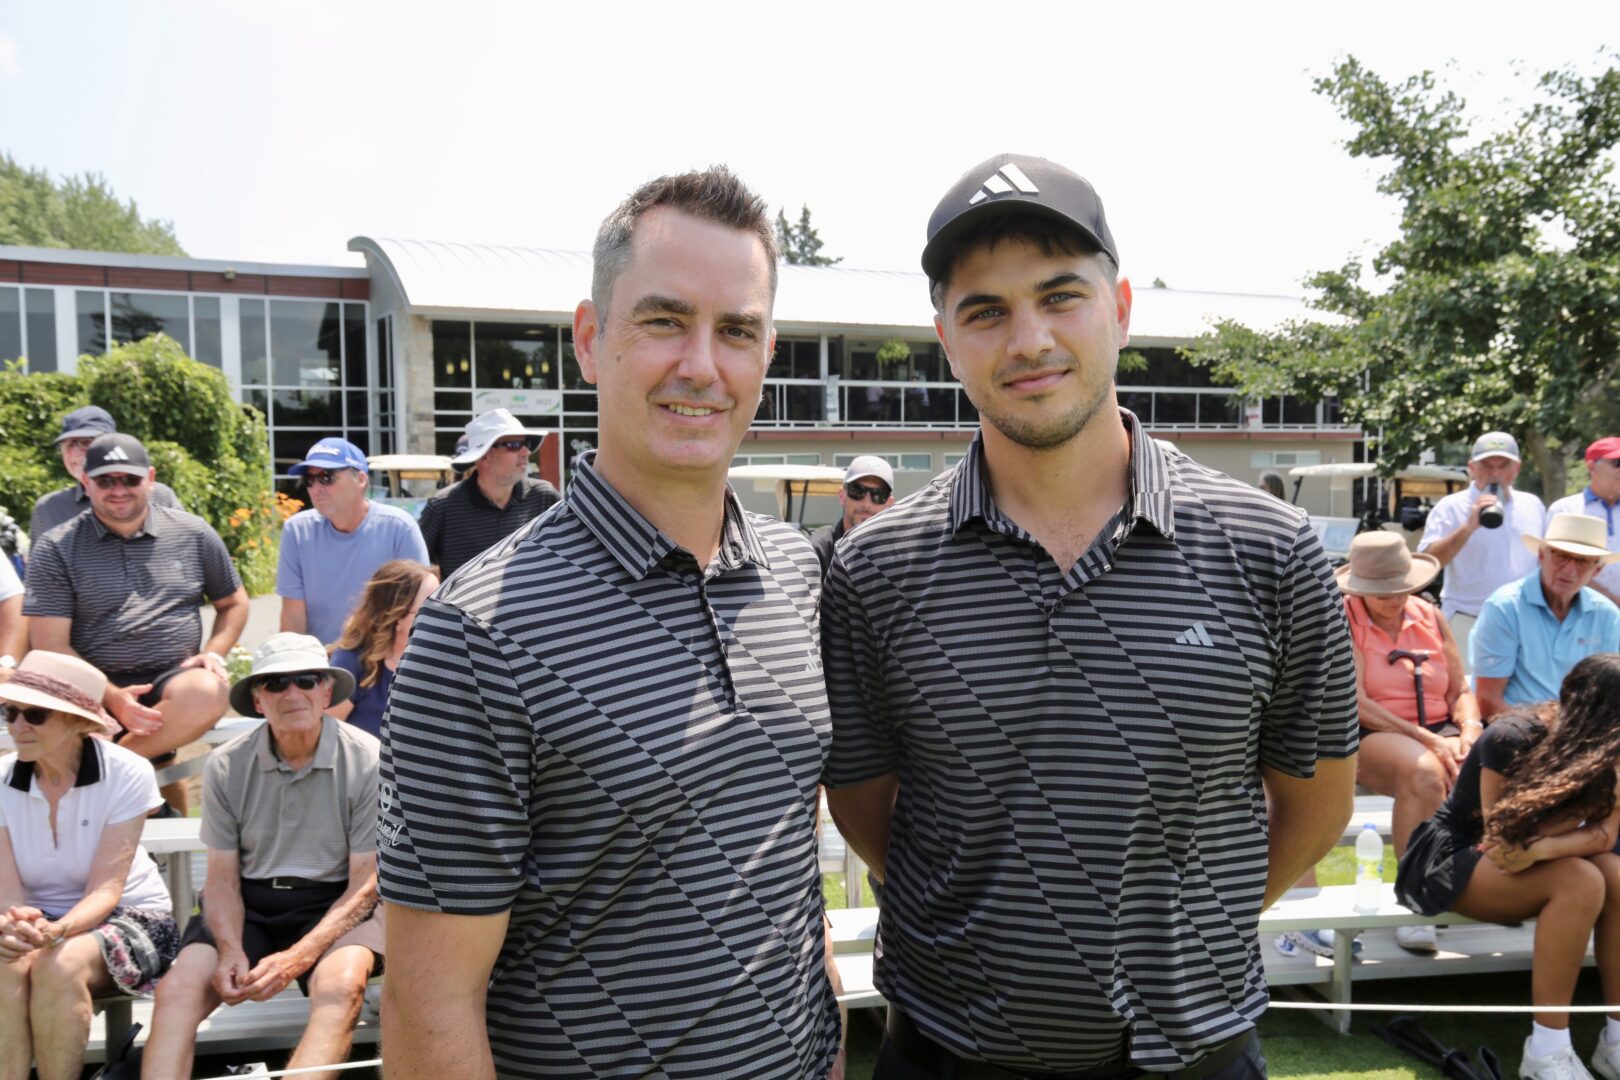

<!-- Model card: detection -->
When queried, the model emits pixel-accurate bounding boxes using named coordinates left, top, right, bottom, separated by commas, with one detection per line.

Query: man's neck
left=1590, top=486, right=1620, bottom=508
left=325, top=500, right=370, bottom=533
left=270, top=722, right=322, bottom=770
left=475, top=469, right=516, bottom=509
left=1543, top=579, right=1580, bottom=622
left=978, top=405, right=1132, bottom=531
left=592, top=450, right=728, bottom=568
left=95, top=507, right=150, bottom=537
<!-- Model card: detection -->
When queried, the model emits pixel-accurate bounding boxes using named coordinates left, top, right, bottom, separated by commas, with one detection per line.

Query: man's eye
left=966, top=307, right=1003, bottom=322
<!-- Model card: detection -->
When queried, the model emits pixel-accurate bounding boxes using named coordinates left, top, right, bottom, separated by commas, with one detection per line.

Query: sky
left=0, top=0, right=1616, bottom=297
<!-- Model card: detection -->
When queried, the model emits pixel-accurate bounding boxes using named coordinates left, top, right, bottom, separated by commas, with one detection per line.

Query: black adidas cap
left=921, top=153, right=1118, bottom=283
left=84, top=433, right=151, bottom=478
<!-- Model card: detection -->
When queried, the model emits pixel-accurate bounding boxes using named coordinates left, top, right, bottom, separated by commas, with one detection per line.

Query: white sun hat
left=451, top=409, right=544, bottom=468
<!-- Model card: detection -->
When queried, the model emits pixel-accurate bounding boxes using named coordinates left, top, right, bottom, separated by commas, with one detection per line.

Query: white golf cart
left=366, top=453, right=456, bottom=519
left=1287, top=462, right=1470, bottom=561
left=727, top=463, right=848, bottom=529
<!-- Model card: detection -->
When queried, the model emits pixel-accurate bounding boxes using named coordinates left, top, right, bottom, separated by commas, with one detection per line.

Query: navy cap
left=289, top=437, right=369, bottom=476
left=55, top=405, right=117, bottom=445
left=84, top=433, right=151, bottom=478
left=921, top=153, right=1118, bottom=283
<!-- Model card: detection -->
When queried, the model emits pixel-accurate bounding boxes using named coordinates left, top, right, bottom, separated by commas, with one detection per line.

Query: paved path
left=201, top=593, right=284, bottom=653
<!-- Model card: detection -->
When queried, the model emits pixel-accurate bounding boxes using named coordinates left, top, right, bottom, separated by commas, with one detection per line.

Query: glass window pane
left=433, top=429, right=464, bottom=457
left=786, top=384, right=824, bottom=422
left=244, top=388, right=269, bottom=417
left=432, top=320, right=471, bottom=388
left=475, top=322, right=558, bottom=391
left=1262, top=397, right=1282, bottom=426
left=847, top=385, right=900, bottom=423
left=240, top=299, right=268, bottom=384
left=904, top=379, right=953, bottom=423
left=192, top=296, right=221, bottom=367
left=273, top=430, right=319, bottom=476
left=345, top=430, right=370, bottom=455
left=1282, top=396, right=1319, bottom=425
left=1118, top=390, right=1153, bottom=421
left=375, top=317, right=392, bottom=389
left=25, top=289, right=56, bottom=372
left=563, top=392, right=598, bottom=415
left=958, top=391, right=978, bottom=424
left=346, top=390, right=370, bottom=429
left=563, top=430, right=597, bottom=481
left=271, top=300, right=341, bottom=387
left=1156, top=392, right=1196, bottom=426
left=110, top=291, right=189, bottom=352
left=0, top=288, right=20, bottom=364
left=77, top=290, right=107, bottom=355
left=434, top=390, right=472, bottom=412
left=272, top=389, right=342, bottom=429
left=344, top=303, right=367, bottom=388
left=899, top=453, right=933, bottom=471
left=1199, top=393, right=1241, bottom=427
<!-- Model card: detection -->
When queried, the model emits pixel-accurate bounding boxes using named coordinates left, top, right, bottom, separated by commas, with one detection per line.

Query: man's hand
left=240, top=947, right=312, bottom=1002
left=181, top=651, right=230, bottom=685
left=105, top=684, right=163, bottom=735
left=1466, top=494, right=1498, bottom=530
left=212, top=949, right=254, bottom=1005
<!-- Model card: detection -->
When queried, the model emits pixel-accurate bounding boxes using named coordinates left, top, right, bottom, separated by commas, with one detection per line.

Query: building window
left=769, top=338, right=821, bottom=380
left=833, top=452, right=933, bottom=471
left=0, top=287, right=20, bottom=365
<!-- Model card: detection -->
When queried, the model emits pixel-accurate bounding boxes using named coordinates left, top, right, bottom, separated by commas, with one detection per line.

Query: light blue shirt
left=276, top=502, right=429, bottom=646
left=1471, top=571, right=1620, bottom=704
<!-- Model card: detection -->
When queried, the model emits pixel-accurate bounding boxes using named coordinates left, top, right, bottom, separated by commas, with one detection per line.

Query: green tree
left=1182, top=56, right=1620, bottom=499
left=0, top=153, right=185, bottom=255
left=775, top=204, right=842, bottom=266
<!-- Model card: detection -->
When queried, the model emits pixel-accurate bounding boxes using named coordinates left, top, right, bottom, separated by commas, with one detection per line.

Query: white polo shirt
left=1547, top=488, right=1620, bottom=598
left=0, top=556, right=20, bottom=604
left=0, top=738, right=170, bottom=914
left=1419, top=483, right=1545, bottom=619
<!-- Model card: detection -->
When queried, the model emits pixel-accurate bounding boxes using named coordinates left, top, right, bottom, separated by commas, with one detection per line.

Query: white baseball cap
left=843, top=455, right=895, bottom=488
left=1470, top=431, right=1520, bottom=463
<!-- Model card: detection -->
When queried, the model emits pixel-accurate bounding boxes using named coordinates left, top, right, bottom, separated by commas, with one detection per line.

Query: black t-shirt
left=1431, top=714, right=1542, bottom=846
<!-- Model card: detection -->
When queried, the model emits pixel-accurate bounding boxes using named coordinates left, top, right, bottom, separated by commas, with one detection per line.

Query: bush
left=0, top=336, right=281, bottom=594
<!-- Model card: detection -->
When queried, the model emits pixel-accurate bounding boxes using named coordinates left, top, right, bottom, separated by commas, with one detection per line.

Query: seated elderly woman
left=1339, top=531, right=1482, bottom=953
left=0, top=651, right=176, bottom=1080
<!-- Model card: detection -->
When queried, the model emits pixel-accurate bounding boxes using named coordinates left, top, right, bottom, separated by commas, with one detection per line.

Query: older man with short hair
left=142, top=633, right=384, bottom=1080
left=277, top=438, right=428, bottom=646
left=30, top=406, right=182, bottom=543
left=1472, top=512, right=1620, bottom=717
left=1545, top=436, right=1620, bottom=606
left=810, top=456, right=895, bottom=576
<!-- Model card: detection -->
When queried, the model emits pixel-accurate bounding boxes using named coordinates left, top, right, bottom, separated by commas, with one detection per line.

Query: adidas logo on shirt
left=1173, top=622, right=1216, bottom=648
left=968, top=162, right=1040, bottom=205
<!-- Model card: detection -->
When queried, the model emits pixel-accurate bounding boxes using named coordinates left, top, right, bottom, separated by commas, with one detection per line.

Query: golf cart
left=727, top=463, right=848, bottom=529
left=366, top=454, right=456, bottom=518
left=1288, top=462, right=1470, bottom=561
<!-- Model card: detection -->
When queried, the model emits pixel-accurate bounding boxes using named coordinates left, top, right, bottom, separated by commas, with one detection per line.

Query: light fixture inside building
left=502, top=368, right=511, bottom=381
left=459, top=358, right=469, bottom=372
left=541, top=362, right=551, bottom=375
left=444, top=362, right=453, bottom=375
left=524, top=364, right=534, bottom=377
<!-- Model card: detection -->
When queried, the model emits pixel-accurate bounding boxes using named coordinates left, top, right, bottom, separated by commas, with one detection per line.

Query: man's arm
left=1475, top=676, right=1511, bottom=720
left=279, top=598, right=308, bottom=635
left=202, top=850, right=253, bottom=1004
left=826, top=773, right=897, bottom=885
left=239, top=852, right=378, bottom=1002
left=0, top=595, right=24, bottom=662
left=204, top=587, right=250, bottom=655
left=381, top=905, right=508, bottom=1080
left=1263, top=757, right=1357, bottom=908
left=1420, top=498, right=1488, bottom=568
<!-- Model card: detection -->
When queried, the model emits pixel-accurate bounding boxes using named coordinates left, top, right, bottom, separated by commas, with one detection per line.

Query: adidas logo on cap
left=103, top=446, right=130, bottom=462
left=968, top=162, right=1040, bottom=206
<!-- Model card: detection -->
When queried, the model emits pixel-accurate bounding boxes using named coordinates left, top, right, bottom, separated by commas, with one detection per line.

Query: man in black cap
left=30, top=405, right=182, bottom=543
left=822, top=154, right=1358, bottom=1078
left=23, top=433, right=248, bottom=809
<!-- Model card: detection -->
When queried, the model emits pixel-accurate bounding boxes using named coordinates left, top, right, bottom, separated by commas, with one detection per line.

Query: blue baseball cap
left=289, top=437, right=369, bottom=476
left=55, top=405, right=118, bottom=445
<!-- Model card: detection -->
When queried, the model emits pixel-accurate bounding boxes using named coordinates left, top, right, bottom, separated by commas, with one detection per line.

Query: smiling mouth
left=664, top=404, right=722, bottom=417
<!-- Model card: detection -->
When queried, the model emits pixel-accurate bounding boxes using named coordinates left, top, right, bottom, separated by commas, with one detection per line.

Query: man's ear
left=573, top=300, right=602, bottom=387
left=934, top=316, right=958, bottom=381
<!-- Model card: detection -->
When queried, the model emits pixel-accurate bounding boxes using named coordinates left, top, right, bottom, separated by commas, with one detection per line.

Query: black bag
left=90, top=1020, right=142, bottom=1080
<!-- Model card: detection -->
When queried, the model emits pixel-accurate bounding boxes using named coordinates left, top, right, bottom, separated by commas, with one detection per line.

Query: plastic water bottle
left=1355, top=823, right=1384, bottom=914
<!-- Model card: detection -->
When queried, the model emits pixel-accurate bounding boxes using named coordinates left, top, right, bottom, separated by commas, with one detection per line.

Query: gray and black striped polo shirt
left=822, top=411, right=1358, bottom=1073
left=23, top=504, right=242, bottom=675
left=378, top=454, right=841, bottom=1079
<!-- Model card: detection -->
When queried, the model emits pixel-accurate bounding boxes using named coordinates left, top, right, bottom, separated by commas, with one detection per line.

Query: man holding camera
left=1418, top=431, right=1545, bottom=667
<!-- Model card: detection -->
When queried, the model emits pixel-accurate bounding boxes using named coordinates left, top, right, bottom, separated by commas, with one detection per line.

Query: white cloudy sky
left=0, top=0, right=1615, bottom=295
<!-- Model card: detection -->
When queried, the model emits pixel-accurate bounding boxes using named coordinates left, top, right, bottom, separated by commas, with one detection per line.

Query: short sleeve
left=199, top=525, right=243, bottom=602
left=198, top=751, right=242, bottom=852
left=0, top=554, right=21, bottom=603
left=1417, top=495, right=1463, bottom=554
left=820, top=547, right=898, bottom=786
left=107, top=749, right=163, bottom=825
left=1478, top=716, right=1539, bottom=774
left=1469, top=594, right=1519, bottom=678
left=395, top=514, right=430, bottom=565
left=1260, top=520, right=1360, bottom=777
left=276, top=519, right=305, bottom=600
left=21, top=534, right=75, bottom=619
left=418, top=499, right=443, bottom=566
left=377, top=598, right=535, bottom=914
left=347, top=743, right=379, bottom=854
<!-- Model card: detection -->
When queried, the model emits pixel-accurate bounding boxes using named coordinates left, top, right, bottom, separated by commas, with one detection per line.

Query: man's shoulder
left=1164, top=452, right=1309, bottom=544
left=280, top=507, right=325, bottom=536
left=423, top=481, right=465, bottom=506
left=517, top=476, right=561, bottom=501
left=330, top=716, right=381, bottom=761
left=434, top=501, right=582, bottom=607
left=32, top=485, right=76, bottom=513
left=747, top=513, right=818, bottom=578
left=36, top=507, right=95, bottom=550
left=209, top=722, right=268, bottom=771
left=1482, top=573, right=1535, bottom=613
left=1546, top=492, right=1585, bottom=516
left=366, top=501, right=423, bottom=531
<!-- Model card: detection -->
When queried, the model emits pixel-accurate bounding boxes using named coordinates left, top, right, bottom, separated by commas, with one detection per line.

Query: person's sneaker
left=1395, top=924, right=1439, bottom=953
left=1273, top=929, right=1362, bottom=959
left=1521, top=1038, right=1594, bottom=1080
left=1590, top=1034, right=1620, bottom=1080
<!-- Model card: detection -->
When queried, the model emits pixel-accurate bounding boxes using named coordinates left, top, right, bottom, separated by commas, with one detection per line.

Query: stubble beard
left=975, top=354, right=1118, bottom=451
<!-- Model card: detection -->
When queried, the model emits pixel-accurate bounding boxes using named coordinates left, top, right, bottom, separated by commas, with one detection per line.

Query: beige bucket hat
left=0, top=652, right=115, bottom=730
left=1334, top=531, right=1442, bottom=597
left=229, top=633, right=356, bottom=718
left=1523, top=513, right=1620, bottom=564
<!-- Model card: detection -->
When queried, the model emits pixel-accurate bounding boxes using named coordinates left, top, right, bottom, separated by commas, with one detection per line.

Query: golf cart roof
left=1288, top=463, right=1469, bottom=482
left=367, top=454, right=454, bottom=475
left=727, top=464, right=848, bottom=484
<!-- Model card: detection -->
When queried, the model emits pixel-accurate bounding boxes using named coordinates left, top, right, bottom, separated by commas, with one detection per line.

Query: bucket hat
left=1335, top=531, right=1441, bottom=597
left=0, top=652, right=114, bottom=730
left=1522, top=513, right=1620, bottom=564
left=452, top=409, right=542, bottom=468
left=229, top=633, right=356, bottom=718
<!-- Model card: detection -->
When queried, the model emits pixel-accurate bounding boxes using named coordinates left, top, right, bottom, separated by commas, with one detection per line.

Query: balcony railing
left=752, top=379, right=1351, bottom=431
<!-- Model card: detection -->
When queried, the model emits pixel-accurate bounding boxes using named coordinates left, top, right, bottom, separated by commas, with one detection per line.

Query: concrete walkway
left=200, top=593, right=285, bottom=653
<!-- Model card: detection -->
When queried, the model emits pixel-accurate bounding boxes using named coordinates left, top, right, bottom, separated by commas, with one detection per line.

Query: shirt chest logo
left=1173, top=621, right=1217, bottom=648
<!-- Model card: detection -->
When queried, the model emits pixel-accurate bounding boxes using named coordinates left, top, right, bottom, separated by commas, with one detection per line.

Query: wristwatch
left=0, top=655, right=15, bottom=670
left=204, top=651, right=227, bottom=668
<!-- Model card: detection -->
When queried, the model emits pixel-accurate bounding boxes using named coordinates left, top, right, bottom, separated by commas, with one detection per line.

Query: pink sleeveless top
left=1344, top=595, right=1451, bottom=726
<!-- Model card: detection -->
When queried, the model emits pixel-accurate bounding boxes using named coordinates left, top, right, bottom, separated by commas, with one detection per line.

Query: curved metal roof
left=349, top=236, right=1326, bottom=341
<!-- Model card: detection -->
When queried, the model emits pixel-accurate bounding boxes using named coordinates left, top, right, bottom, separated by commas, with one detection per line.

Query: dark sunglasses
left=90, top=473, right=143, bottom=490
left=845, top=482, right=891, bottom=505
left=257, top=673, right=328, bottom=694
left=2, top=705, right=52, bottom=726
left=303, top=468, right=353, bottom=487
left=491, top=438, right=535, bottom=453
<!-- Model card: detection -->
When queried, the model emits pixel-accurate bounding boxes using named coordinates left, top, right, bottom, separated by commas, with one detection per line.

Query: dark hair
left=330, top=560, right=435, bottom=688
left=928, top=213, right=1118, bottom=312
left=1487, top=654, right=1620, bottom=847
left=591, top=166, right=778, bottom=320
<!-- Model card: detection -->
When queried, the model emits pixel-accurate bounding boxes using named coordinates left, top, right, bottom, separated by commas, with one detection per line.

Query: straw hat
left=1334, top=532, right=1441, bottom=597
left=229, top=633, right=356, bottom=719
left=0, top=652, right=114, bottom=730
left=1523, top=513, right=1620, bottom=564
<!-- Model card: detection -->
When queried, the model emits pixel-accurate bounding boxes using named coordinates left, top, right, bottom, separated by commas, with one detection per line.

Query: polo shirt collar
left=73, top=484, right=90, bottom=505
left=6, top=737, right=103, bottom=792
left=566, top=453, right=769, bottom=581
left=1523, top=572, right=1591, bottom=616
left=89, top=505, right=161, bottom=540
left=1585, top=486, right=1618, bottom=509
left=464, top=475, right=537, bottom=511
left=947, top=408, right=1176, bottom=540
left=257, top=715, right=339, bottom=772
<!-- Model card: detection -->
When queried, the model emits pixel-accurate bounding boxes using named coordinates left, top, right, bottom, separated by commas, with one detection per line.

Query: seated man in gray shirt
left=30, top=405, right=182, bottom=542
left=141, top=633, right=384, bottom=1080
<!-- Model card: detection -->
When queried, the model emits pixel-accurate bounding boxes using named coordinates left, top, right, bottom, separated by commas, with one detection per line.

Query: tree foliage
left=775, top=204, right=842, bottom=266
left=0, top=153, right=185, bottom=255
left=1182, top=56, right=1620, bottom=498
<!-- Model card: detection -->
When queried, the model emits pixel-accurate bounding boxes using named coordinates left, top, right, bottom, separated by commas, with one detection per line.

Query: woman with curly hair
left=1397, top=653, right=1620, bottom=1080
left=327, top=560, right=438, bottom=738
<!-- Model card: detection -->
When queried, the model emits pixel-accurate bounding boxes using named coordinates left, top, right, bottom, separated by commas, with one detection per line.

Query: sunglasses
left=303, top=468, right=353, bottom=487
left=257, top=673, right=329, bottom=694
left=845, top=482, right=891, bottom=505
left=2, top=705, right=52, bottom=726
left=90, top=473, right=144, bottom=490
left=492, top=438, right=534, bottom=453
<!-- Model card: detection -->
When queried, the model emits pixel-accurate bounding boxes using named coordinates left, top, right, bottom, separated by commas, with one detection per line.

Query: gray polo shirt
left=30, top=481, right=182, bottom=543
left=23, top=504, right=242, bottom=675
left=200, top=715, right=379, bottom=882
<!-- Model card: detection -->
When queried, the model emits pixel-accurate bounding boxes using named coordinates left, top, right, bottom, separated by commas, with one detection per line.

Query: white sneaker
left=1522, top=1037, right=1595, bottom=1080
left=1395, top=924, right=1439, bottom=953
left=1591, top=1034, right=1620, bottom=1080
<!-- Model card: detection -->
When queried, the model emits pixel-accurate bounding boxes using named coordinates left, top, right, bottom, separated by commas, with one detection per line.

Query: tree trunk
left=1522, top=428, right=1568, bottom=502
